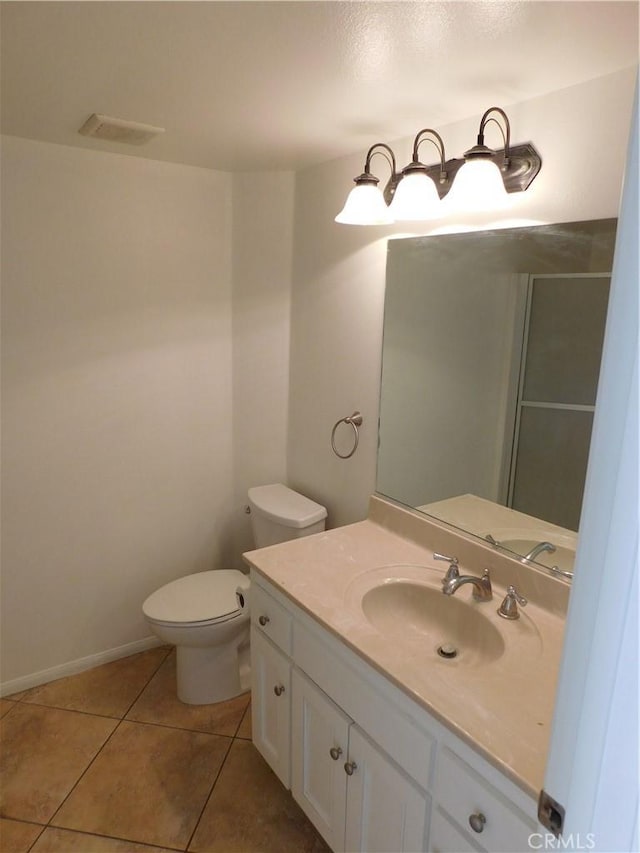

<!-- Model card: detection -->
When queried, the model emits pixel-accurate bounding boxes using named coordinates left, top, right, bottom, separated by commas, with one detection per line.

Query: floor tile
left=0, top=699, right=18, bottom=719
left=126, top=653, right=250, bottom=735
left=52, top=720, right=230, bottom=850
left=0, top=704, right=117, bottom=823
left=30, top=826, right=178, bottom=852
left=21, top=648, right=170, bottom=718
left=189, top=739, right=330, bottom=853
left=236, top=703, right=252, bottom=739
left=0, top=818, right=45, bottom=852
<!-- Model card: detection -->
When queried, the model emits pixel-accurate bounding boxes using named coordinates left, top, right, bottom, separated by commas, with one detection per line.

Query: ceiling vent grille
left=78, top=114, right=165, bottom=145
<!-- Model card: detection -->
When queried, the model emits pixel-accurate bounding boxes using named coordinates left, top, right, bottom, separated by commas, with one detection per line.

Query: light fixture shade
left=335, top=183, right=394, bottom=225
left=389, top=171, right=441, bottom=221
left=445, top=158, right=509, bottom=212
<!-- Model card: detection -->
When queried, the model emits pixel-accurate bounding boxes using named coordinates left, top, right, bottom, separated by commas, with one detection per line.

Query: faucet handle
left=497, top=585, right=528, bottom=620
left=433, top=552, right=459, bottom=583
left=433, top=552, right=458, bottom=565
left=550, top=566, right=574, bottom=580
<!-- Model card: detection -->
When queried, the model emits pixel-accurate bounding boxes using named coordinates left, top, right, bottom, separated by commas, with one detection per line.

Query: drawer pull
left=329, top=746, right=343, bottom=761
left=344, top=760, right=358, bottom=776
left=468, top=812, right=486, bottom=833
left=258, top=614, right=270, bottom=626
left=273, top=684, right=285, bottom=696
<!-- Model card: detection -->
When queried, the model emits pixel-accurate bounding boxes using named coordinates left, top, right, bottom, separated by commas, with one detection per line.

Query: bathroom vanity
left=244, top=495, right=568, bottom=853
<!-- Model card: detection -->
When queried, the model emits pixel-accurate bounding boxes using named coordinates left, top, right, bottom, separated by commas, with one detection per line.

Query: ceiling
left=1, top=1, right=638, bottom=172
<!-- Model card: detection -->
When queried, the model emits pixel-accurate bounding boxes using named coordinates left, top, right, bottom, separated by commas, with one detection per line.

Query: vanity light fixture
left=335, top=143, right=400, bottom=225
left=445, top=106, right=519, bottom=211
left=335, top=106, right=541, bottom=225
left=388, top=129, right=448, bottom=221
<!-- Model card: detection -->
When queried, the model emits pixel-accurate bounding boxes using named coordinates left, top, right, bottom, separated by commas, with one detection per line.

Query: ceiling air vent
left=78, top=113, right=165, bottom=146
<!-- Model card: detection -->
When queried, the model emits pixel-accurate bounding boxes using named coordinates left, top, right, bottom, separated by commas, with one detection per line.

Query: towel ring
left=331, top=412, right=363, bottom=459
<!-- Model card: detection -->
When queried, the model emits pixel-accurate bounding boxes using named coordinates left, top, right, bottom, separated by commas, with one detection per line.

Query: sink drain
left=437, top=643, right=458, bottom=659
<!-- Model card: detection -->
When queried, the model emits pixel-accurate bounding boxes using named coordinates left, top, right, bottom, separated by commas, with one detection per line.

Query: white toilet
left=142, top=484, right=327, bottom=705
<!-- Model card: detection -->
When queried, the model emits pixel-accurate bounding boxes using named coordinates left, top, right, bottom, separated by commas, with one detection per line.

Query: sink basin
left=361, top=581, right=505, bottom=666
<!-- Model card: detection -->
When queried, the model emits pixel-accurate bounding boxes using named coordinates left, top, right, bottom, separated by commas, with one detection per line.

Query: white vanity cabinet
left=250, top=572, right=537, bottom=853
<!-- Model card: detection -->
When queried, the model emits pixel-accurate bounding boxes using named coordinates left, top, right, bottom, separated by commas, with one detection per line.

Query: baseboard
left=1, top=636, right=164, bottom=697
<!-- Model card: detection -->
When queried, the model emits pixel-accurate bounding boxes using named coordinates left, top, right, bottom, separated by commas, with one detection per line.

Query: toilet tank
left=248, top=484, right=327, bottom=548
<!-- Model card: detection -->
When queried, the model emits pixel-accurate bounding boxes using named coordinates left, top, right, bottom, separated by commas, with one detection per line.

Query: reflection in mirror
left=377, top=219, right=617, bottom=577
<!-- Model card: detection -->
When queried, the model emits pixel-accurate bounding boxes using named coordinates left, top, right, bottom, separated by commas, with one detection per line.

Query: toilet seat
left=143, top=569, right=249, bottom=627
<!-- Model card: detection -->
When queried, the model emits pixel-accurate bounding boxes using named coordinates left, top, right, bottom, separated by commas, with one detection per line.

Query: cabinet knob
left=344, top=760, right=358, bottom=776
left=329, top=746, right=343, bottom=761
left=258, top=614, right=270, bottom=626
left=468, top=812, right=486, bottom=833
left=273, top=684, right=285, bottom=696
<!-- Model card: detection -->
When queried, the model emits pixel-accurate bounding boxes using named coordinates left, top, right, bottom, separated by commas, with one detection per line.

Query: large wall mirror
left=377, top=219, right=617, bottom=578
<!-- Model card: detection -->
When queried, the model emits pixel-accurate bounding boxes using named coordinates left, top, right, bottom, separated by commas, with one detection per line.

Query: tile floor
left=0, top=647, right=329, bottom=853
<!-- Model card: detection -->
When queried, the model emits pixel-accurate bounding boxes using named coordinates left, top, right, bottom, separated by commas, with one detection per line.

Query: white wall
left=1, top=137, right=234, bottom=687
left=288, top=66, right=637, bottom=528
left=230, top=172, right=295, bottom=557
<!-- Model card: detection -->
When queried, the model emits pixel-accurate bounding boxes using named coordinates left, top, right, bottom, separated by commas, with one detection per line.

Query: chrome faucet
left=442, top=568, right=493, bottom=602
left=522, top=541, right=556, bottom=562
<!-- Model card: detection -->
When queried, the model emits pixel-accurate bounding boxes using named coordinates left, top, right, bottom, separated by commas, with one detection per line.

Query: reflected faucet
left=522, top=541, right=556, bottom=563
left=442, top=569, right=493, bottom=602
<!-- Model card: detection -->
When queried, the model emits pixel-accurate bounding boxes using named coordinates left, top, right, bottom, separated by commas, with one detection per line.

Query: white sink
left=345, top=564, right=542, bottom=668
left=361, top=580, right=505, bottom=666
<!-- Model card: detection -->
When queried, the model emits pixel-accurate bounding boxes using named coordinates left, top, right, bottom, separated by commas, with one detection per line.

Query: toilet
left=142, top=484, right=327, bottom=705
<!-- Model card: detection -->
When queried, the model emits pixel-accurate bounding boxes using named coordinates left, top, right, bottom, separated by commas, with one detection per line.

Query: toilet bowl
left=143, top=569, right=251, bottom=705
left=142, top=484, right=327, bottom=705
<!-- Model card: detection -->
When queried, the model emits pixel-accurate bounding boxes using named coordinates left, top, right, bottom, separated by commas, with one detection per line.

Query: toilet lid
left=143, top=570, right=248, bottom=624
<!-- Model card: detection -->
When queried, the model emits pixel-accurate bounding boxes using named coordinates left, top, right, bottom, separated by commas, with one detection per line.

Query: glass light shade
left=388, top=171, right=441, bottom=221
left=335, top=183, right=394, bottom=225
left=445, top=157, right=509, bottom=212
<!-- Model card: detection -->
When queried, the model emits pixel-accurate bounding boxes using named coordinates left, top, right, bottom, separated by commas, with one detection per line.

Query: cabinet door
left=250, top=627, right=291, bottom=787
left=344, top=725, right=429, bottom=853
left=291, top=669, right=350, bottom=852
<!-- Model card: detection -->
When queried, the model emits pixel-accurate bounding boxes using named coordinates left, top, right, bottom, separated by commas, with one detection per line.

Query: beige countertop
left=243, top=496, right=567, bottom=801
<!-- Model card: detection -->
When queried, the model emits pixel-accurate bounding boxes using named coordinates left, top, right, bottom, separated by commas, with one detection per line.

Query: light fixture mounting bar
left=421, top=143, right=541, bottom=198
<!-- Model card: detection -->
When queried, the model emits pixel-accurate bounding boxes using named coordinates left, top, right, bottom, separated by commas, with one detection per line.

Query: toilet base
left=176, top=638, right=250, bottom=705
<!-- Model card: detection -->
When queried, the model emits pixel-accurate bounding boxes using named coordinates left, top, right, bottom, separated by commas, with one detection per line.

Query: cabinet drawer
left=430, top=806, right=483, bottom=853
left=435, top=748, right=536, bottom=853
left=252, top=582, right=292, bottom=655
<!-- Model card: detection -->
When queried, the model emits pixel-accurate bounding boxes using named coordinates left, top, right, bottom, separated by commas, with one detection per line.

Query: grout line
left=26, top=823, right=186, bottom=852
left=184, top=733, right=238, bottom=852
left=121, top=646, right=174, bottom=720
left=10, top=699, right=126, bottom=721
left=113, top=716, right=240, bottom=740
left=233, top=699, right=251, bottom=738
left=46, top=716, right=126, bottom=828
left=18, top=820, right=46, bottom=853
